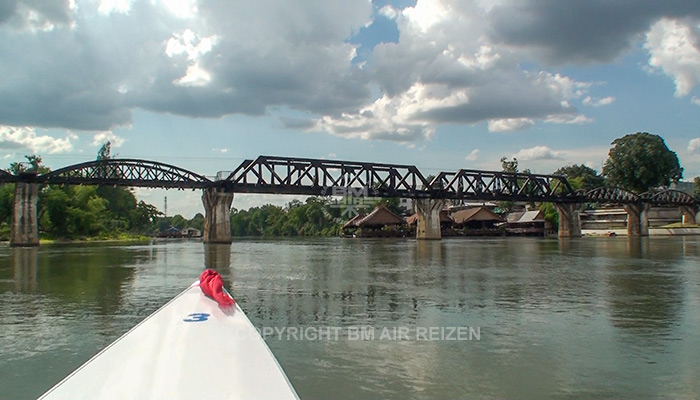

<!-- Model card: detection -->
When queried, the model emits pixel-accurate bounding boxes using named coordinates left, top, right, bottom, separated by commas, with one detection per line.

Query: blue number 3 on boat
left=183, top=313, right=210, bottom=322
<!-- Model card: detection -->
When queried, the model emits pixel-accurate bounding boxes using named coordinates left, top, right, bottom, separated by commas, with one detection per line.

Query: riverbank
left=0, top=234, right=154, bottom=246
left=583, top=227, right=700, bottom=236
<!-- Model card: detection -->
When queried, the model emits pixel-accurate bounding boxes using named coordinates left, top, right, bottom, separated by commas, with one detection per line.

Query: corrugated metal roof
left=517, top=210, right=544, bottom=222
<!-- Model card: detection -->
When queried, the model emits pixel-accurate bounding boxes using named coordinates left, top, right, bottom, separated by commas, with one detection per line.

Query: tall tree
left=500, top=157, right=518, bottom=173
left=602, top=132, right=683, bottom=193
left=9, top=155, right=49, bottom=175
left=97, top=141, right=112, bottom=161
left=554, top=164, right=605, bottom=191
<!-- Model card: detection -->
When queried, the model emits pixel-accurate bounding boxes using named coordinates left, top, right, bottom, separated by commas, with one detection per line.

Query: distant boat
left=38, top=271, right=299, bottom=400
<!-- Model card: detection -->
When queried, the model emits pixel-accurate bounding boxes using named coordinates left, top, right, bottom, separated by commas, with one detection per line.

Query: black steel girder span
left=222, top=155, right=579, bottom=202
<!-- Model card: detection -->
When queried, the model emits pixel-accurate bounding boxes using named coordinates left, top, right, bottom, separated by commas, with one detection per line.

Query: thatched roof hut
left=405, top=210, right=453, bottom=226
left=343, top=205, right=405, bottom=229
left=451, top=206, right=504, bottom=226
left=342, top=205, right=407, bottom=237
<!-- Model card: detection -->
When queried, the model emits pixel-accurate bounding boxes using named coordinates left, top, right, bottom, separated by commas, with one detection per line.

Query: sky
left=1, top=0, right=700, bottom=217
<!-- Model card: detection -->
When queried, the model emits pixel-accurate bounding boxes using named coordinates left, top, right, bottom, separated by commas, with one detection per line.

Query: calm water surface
left=1, top=237, right=699, bottom=399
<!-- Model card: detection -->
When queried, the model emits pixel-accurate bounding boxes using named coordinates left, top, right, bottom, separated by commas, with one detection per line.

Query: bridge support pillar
left=554, top=203, right=581, bottom=238
left=414, top=199, right=446, bottom=240
left=11, top=182, right=40, bottom=247
left=202, top=188, right=234, bottom=244
left=624, top=203, right=650, bottom=236
left=680, top=205, right=699, bottom=225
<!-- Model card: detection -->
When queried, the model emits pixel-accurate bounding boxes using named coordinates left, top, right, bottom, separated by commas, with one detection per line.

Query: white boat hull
left=39, top=282, right=299, bottom=400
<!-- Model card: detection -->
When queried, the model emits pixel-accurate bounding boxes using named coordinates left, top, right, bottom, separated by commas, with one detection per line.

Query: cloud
left=92, top=131, right=126, bottom=147
left=513, top=145, right=565, bottom=161
left=583, top=96, right=616, bottom=107
left=315, top=2, right=593, bottom=141
left=692, top=96, right=700, bottom=106
left=0, top=0, right=373, bottom=130
left=544, top=113, right=593, bottom=125
left=465, top=149, right=479, bottom=161
left=488, top=1, right=700, bottom=64
left=280, top=116, right=316, bottom=130
left=487, top=118, right=534, bottom=132
left=689, top=138, right=700, bottom=154
left=645, top=18, right=700, bottom=96
left=0, top=125, right=76, bottom=154
left=165, top=29, right=218, bottom=87
left=0, top=0, right=74, bottom=31
left=1, top=0, right=696, bottom=144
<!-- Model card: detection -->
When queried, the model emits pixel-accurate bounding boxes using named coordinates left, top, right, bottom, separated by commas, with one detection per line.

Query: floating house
left=158, top=226, right=181, bottom=238
left=504, top=210, right=548, bottom=236
left=181, top=227, right=202, bottom=238
left=450, top=206, right=505, bottom=236
left=158, top=226, right=202, bottom=238
left=341, top=205, right=407, bottom=237
left=405, top=210, right=455, bottom=236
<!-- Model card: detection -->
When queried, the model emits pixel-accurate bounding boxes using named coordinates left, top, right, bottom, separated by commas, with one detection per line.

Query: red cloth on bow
left=199, top=269, right=235, bottom=307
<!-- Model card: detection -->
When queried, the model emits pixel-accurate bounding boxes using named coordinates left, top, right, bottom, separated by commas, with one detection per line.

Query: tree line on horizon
left=0, top=143, right=163, bottom=241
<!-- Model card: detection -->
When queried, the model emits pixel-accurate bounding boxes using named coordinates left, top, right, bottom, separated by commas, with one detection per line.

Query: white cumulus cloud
left=487, top=118, right=534, bottom=132
left=514, top=145, right=565, bottom=161
left=92, top=131, right=126, bottom=147
left=583, top=96, right=616, bottom=107
left=645, top=18, right=700, bottom=97
left=688, top=138, right=700, bottom=154
left=465, top=149, right=480, bottom=161
left=0, top=126, right=76, bottom=154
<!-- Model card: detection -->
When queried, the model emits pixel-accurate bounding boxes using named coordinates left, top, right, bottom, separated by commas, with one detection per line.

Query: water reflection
left=605, top=259, right=685, bottom=345
left=13, top=247, right=38, bottom=293
left=204, top=243, right=232, bottom=285
left=8, top=246, right=139, bottom=312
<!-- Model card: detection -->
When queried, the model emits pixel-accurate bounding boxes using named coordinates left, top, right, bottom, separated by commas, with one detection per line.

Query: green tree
left=694, top=177, right=700, bottom=195
left=9, top=155, right=50, bottom=175
left=602, top=132, right=683, bottom=193
left=539, top=202, right=558, bottom=229
left=497, top=157, right=519, bottom=213
left=0, top=184, right=14, bottom=224
left=554, top=164, right=605, bottom=191
left=500, top=157, right=518, bottom=173
left=43, top=187, right=71, bottom=236
left=97, top=141, right=112, bottom=161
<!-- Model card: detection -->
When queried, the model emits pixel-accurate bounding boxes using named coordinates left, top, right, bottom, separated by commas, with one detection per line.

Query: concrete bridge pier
left=623, top=203, right=650, bottom=236
left=202, top=188, right=234, bottom=244
left=680, top=205, right=699, bottom=225
left=414, top=198, right=446, bottom=240
left=554, top=203, right=582, bottom=238
left=11, top=182, right=40, bottom=247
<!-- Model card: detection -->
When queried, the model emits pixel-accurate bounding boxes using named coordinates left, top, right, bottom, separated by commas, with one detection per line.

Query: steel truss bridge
left=1, top=155, right=698, bottom=206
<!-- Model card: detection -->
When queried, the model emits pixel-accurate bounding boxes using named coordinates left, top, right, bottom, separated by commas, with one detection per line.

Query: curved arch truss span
left=584, top=187, right=640, bottom=204
left=640, top=189, right=696, bottom=206
left=38, top=159, right=212, bottom=189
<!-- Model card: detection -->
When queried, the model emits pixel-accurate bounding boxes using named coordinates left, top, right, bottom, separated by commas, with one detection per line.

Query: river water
left=1, top=237, right=699, bottom=399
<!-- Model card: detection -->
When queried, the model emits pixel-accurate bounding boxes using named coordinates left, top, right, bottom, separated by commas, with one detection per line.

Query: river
left=1, top=237, right=699, bottom=399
